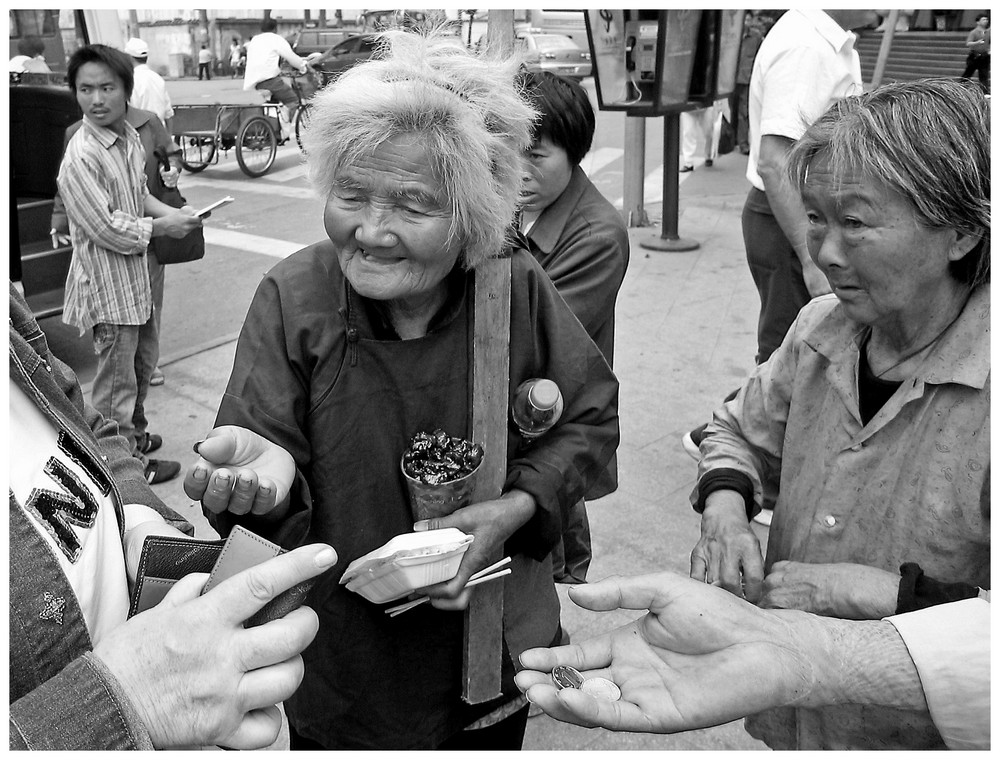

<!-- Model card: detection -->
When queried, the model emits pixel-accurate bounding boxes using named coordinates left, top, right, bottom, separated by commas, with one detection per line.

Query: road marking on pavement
left=180, top=175, right=316, bottom=199
left=579, top=147, right=623, bottom=177
left=202, top=227, right=304, bottom=258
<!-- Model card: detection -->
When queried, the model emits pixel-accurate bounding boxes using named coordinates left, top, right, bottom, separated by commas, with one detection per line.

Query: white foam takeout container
left=339, top=528, right=474, bottom=604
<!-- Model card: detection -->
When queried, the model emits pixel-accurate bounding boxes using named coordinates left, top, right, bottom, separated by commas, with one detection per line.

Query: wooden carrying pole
left=463, top=255, right=511, bottom=703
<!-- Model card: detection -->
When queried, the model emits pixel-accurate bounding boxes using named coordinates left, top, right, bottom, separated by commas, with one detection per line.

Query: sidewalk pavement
left=140, top=148, right=770, bottom=751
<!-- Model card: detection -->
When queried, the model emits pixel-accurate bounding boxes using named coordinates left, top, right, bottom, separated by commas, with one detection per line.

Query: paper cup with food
left=400, top=429, right=484, bottom=522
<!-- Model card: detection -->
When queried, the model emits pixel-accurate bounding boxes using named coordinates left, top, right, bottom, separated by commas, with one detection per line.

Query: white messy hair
left=303, top=30, right=537, bottom=269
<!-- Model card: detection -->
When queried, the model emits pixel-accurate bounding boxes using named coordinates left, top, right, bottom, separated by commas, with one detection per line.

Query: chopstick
left=469, top=556, right=512, bottom=582
left=385, top=561, right=512, bottom=617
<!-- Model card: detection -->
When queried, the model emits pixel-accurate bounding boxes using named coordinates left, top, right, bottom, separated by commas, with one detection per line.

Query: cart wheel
left=180, top=138, right=216, bottom=173
left=236, top=116, right=277, bottom=177
left=294, top=102, right=313, bottom=152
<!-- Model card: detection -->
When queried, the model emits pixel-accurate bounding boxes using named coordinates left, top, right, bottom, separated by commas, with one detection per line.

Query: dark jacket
left=8, top=282, right=190, bottom=750
left=208, top=244, right=619, bottom=748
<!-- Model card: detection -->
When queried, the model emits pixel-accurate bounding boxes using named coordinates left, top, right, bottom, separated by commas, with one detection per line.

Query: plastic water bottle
left=511, top=378, right=564, bottom=439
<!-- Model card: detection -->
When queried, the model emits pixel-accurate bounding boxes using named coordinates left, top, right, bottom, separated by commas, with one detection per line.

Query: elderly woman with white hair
left=688, top=77, right=990, bottom=749
left=182, top=32, right=618, bottom=750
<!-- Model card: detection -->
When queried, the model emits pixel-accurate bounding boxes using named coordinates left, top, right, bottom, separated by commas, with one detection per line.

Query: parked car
left=291, top=28, right=355, bottom=58
left=515, top=31, right=591, bottom=79
left=309, top=34, right=381, bottom=82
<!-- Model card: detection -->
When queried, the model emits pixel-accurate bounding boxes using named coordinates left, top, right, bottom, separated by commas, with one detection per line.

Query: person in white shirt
left=197, top=44, right=213, bottom=80
left=243, top=17, right=308, bottom=120
left=516, top=571, right=990, bottom=751
left=123, top=37, right=173, bottom=133
left=9, top=36, right=51, bottom=73
left=123, top=36, right=177, bottom=389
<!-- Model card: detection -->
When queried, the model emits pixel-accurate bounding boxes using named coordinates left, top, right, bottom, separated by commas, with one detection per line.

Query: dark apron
left=285, top=282, right=515, bottom=749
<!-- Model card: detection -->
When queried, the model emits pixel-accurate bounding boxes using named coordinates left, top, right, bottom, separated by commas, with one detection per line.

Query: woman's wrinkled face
left=325, top=134, right=463, bottom=308
left=800, top=155, right=970, bottom=329
left=520, top=135, right=574, bottom=214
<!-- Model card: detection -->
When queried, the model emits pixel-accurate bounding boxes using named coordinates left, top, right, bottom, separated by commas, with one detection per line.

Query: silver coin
left=581, top=677, right=621, bottom=702
left=551, top=665, right=585, bottom=690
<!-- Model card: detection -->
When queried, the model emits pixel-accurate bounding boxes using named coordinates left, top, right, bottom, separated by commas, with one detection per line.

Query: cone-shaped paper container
left=400, top=455, right=482, bottom=522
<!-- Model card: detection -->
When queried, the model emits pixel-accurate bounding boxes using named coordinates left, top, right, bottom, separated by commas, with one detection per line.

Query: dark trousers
left=288, top=705, right=530, bottom=751
left=743, top=188, right=810, bottom=364
left=962, top=53, right=990, bottom=91
left=729, top=82, right=751, bottom=150
left=198, top=62, right=211, bottom=80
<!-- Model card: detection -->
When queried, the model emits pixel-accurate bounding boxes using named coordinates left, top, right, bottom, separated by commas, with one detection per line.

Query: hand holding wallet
left=129, top=525, right=318, bottom=627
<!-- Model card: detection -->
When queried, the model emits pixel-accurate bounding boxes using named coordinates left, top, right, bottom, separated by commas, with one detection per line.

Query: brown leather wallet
left=128, top=525, right=317, bottom=627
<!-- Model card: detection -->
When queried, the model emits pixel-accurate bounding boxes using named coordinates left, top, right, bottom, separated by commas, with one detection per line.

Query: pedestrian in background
left=124, top=36, right=176, bottom=387
left=58, top=44, right=202, bottom=484
left=197, top=43, right=213, bottom=80
left=50, top=106, right=183, bottom=400
left=730, top=13, right=764, bottom=155
left=9, top=35, right=51, bottom=73
left=679, top=98, right=729, bottom=172
left=961, top=13, right=990, bottom=92
left=682, top=10, right=867, bottom=528
left=243, top=18, right=309, bottom=122
left=517, top=70, right=630, bottom=588
left=229, top=36, right=244, bottom=78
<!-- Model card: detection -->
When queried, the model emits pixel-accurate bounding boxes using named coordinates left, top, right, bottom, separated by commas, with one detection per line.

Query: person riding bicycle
left=243, top=18, right=314, bottom=122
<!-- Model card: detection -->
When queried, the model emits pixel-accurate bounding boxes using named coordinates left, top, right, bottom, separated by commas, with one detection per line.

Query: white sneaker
left=752, top=508, right=773, bottom=527
left=681, top=431, right=701, bottom=460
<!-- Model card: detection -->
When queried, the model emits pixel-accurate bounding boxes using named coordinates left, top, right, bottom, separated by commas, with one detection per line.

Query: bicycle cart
left=172, top=103, right=281, bottom=178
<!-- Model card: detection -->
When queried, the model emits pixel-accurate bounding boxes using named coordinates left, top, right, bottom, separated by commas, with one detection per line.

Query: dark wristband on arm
left=693, top=468, right=756, bottom=520
left=895, top=562, right=981, bottom=614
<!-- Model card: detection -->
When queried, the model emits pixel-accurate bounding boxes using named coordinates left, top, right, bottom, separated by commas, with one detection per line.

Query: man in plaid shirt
left=58, top=44, right=202, bottom=484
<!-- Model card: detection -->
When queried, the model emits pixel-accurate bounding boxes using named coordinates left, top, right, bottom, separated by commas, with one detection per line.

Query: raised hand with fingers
left=92, top=543, right=337, bottom=750
left=183, top=425, right=296, bottom=519
left=689, top=489, right=764, bottom=601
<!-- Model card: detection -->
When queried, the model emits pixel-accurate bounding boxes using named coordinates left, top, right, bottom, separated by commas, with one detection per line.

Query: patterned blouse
left=692, top=285, right=990, bottom=749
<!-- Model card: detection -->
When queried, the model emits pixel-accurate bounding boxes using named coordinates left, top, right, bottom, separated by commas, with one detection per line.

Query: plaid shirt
left=59, top=117, right=153, bottom=335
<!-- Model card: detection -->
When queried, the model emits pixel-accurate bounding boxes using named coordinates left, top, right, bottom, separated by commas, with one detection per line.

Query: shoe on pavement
left=753, top=508, right=773, bottom=527
left=679, top=165, right=694, bottom=173
left=705, top=158, right=713, bottom=167
left=145, top=458, right=181, bottom=484
left=682, top=423, right=709, bottom=460
left=138, top=433, right=162, bottom=455
left=149, top=367, right=164, bottom=386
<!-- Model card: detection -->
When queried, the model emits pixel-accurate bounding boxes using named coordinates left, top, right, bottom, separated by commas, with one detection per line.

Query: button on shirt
left=692, top=286, right=990, bottom=749
left=59, top=118, right=153, bottom=335
left=746, top=9, right=863, bottom=190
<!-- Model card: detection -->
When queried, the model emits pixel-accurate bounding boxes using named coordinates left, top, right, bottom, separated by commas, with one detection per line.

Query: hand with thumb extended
left=183, top=425, right=296, bottom=518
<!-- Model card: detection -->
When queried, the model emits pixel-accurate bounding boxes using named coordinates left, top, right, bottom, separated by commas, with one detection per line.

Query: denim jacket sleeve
left=9, top=282, right=191, bottom=532
left=9, top=653, right=155, bottom=750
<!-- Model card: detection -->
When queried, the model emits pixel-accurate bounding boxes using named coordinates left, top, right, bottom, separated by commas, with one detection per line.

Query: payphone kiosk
left=586, top=10, right=744, bottom=250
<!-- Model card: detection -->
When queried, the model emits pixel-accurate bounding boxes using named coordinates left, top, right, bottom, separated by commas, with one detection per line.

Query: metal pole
left=622, top=116, right=649, bottom=227
left=871, top=9, right=899, bottom=88
left=640, top=111, right=699, bottom=251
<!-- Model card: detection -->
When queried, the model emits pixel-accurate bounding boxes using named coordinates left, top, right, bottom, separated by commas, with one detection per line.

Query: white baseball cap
left=124, top=37, right=149, bottom=58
